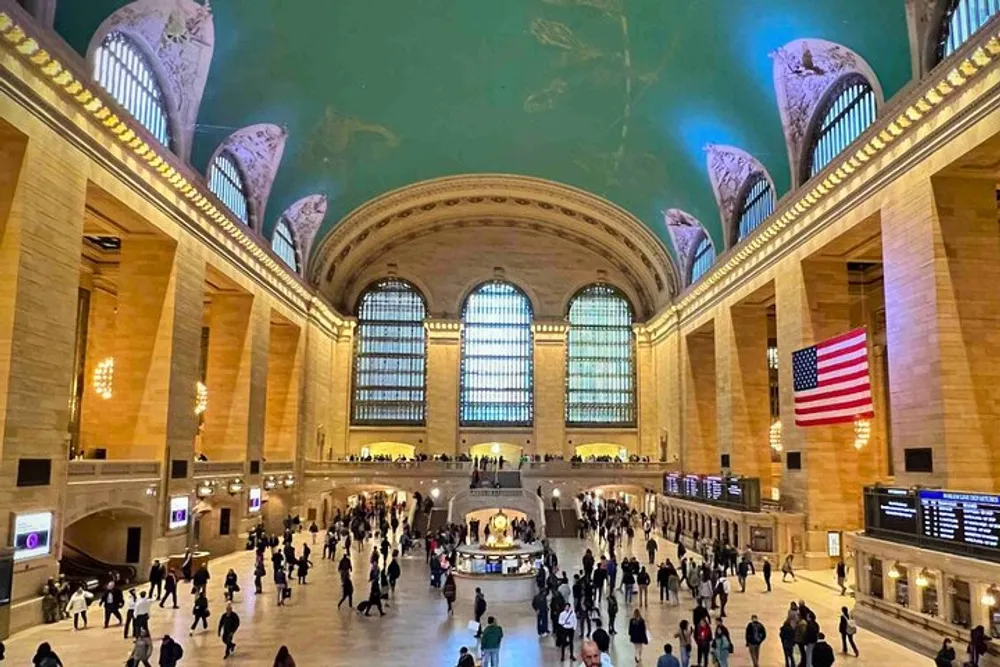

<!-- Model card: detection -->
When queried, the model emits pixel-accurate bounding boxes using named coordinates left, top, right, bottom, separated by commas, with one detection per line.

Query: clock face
left=490, top=512, right=508, bottom=532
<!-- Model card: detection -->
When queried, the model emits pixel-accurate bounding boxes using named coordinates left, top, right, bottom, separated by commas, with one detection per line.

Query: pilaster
left=265, top=320, right=302, bottom=461
left=682, top=328, right=717, bottom=473
left=425, top=319, right=460, bottom=455
left=203, top=293, right=254, bottom=460
left=635, top=326, right=658, bottom=459
left=533, top=321, right=567, bottom=458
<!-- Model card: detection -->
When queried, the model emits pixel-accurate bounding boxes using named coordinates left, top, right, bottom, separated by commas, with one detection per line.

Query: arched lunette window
left=272, top=218, right=298, bottom=271
left=460, top=281, right=533, bottom=426
left=804, top=74, right=877, bottom=182
left=938, top=0, right=1000, bottom=61
left=208, top=151, right=250, bottom=224
left=94, top=31, right=172, bottom=149
left=735, top=173, right=775, bottom=242
left=352, top=279, right=427, bottom=425
left=566, top=284, right=635, bottom=426
left=690, top=237, right=715, bottom=284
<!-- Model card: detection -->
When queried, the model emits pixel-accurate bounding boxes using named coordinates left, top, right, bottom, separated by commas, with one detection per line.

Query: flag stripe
left=816, top=327, right=867, bottom=351
left=795, top=410, right=875, bottom=427
left=792, top=328, right=873, bottom=426
left=793, top=375, right=869, bottom=399
left=795, top=395, right=874, bottom=416
left=817, top=365, right=869, bottom=384
left=796, top=388, right=872, bottom=409
left=817, top=344, right=867, bottom=369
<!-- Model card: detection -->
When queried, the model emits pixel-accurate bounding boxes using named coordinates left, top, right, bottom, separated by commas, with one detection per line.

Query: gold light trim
left=93, top=356, right=114, bottom=400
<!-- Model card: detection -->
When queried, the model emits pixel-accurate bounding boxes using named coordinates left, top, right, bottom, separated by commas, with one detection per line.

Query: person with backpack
left=810, top=632, right=835, bottom=667
left=716, top=575, right=731, bottom=618
left=158, top=635, right=183, bottom=667
left=217, top=602, right=240, bottom=659
left=838, top=606, right=858, bottom=657
left=711, top=619, right=733, bottom=667
left=745, top=614, right=767, bottom=667
left=694, top=616, right=712, bottom=667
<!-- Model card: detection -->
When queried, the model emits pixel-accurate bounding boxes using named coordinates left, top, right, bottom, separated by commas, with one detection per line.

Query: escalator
left=426, top=508, right=449, bottom=534
left=60, top=542, right=138, bottom=592
left=544, top=509, right=579, bottom=538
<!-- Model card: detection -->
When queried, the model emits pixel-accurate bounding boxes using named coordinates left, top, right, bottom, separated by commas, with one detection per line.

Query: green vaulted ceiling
left=55, top=0, right=911, bottom=257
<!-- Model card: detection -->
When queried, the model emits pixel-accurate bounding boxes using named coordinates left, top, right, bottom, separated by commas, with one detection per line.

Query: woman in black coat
left=189, top=591, right=210, bottom=633
left=628, top=608, right=648, bottom=663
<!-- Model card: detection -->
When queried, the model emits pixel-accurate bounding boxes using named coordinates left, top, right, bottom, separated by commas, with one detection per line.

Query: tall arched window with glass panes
left=565, top=284, right=635, bottom=426
left=93, top=31, right=172, bottom=149
left=690, top=237, right=715, bottom=283
left=272, top=219, right=298, bottom=271
left=460, top=281, right=533, bottom=426
left=939, top=0, right=1000, bottom=61
left=208, top=151, right=250, bottom=224
left=735, top=173, right=775, bottom=242
left=352, top=279, right=427, bottom=425
left=803, top=75, right=876, bottom=182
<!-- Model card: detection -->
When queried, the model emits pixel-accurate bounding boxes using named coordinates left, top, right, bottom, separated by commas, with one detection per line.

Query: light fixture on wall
left=282, top=475, right=295, bottom=488
left=769, top=420, right=783, bottom=452
left=196, top=482, right=214, bottom=499
left=552, top=488, right=561, bottom=498
left=853, top=417, right=871, bottom=450
left=93, top=357, right=115, bottom=400
left=430, top=487, right=440, bottom=500
left=263, top=476, right=277, bottom=491
left=916, top=569, right=931, bottom=588
left=982, top=585, right=999, bottom=607
left=227, top=477, right=244, bottom=495
left=195, top=381, right=208, bottom=415
left=887, top=561, right=901, bottom=579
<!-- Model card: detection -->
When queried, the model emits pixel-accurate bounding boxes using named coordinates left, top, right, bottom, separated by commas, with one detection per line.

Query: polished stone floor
left=4, top=532, right=925, bottom=666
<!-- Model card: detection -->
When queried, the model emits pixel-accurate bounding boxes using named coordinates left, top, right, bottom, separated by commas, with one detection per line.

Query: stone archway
left=62, top=506, right=156, bottom=584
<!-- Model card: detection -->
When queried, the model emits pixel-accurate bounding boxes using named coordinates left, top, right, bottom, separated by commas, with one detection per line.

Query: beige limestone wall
left=265, top=321, right=302, bottom=461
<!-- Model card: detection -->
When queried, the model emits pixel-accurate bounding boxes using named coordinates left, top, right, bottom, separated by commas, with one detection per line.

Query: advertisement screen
left=12, top=511, right=53, bottom=561
left=168, top=496, right=189, bottom=530
left=248, top=487, right=262, bottom=513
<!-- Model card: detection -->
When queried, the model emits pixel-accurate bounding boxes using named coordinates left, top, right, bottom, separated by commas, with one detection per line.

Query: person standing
left=637, top=567, right=651, bottom=607
left=148, top=560, right=164, bottom=601
left=217, top=601, right=240, bottom=659
left=558, top=602, right=578, bottom=662
left=159, top=569, right=179, bottom=609
left=694, top=617, right=712, bottom=667
left=189, top=590, right=210, bottom=635
left=123, top=589, right=138, bottom=639
left=532, top=588, right=549, bottom=636
left=779, top=619, right=796, bottom=667
left=67, top=586, right=92, bottom=630
left=158, top=634, right=184, bottom=667
left=134, top=591, right=152, bottom=638
left=935, top=638, right=956, bottom=667
left=474, top=587, right=488, bottom=637
left=456, top=646, right=476, bottom=667
left=31, top=642, right=63, bottom=667
left=836, top=560, right=848, bottom=596
left=629, top=608, right=649, bottom=664
left=838, top=607, right=858, bottom=657
left=711, top=620, right=733, bottom=667
left=99, top=582, right=124, bottom=628
left=480, top=616, right=504, bottom=667
left=646, top=538, right=658, bottom=565
left=443, top=573, right=457, bottom=615
left=810, top=633, right=835, bottom=667
left=804, top=611, right=820, bottom=667
left=254, top=560, right=266, bottom=595
left=128, top=628, right=153, bottom=667
left=745, top=614, right=766, bottom=667
left=192, top=564, right=210, bottom=595
left=607, top=593, right=619, bottom=635
left=657, top=643, right=681, bottom=667
left=275, top=568, right=288, bottom=607
left=762, top=559, right=772, bottom=593
left=674, top=620, right=693, bottom=667
left=224, top=568, right=239, bottom=601
left=716, top=575, right=731, bottom=618
left=273, top=645, right=297, bottom=667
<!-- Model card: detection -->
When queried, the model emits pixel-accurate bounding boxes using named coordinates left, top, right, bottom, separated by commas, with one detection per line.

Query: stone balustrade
left=192, top=460, right=246, bottom=478
left=67, top=459, right=161, bottom=483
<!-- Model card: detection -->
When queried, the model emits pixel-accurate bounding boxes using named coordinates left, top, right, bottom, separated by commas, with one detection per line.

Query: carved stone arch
left=705, top=144, right=777, bottom=250
left=662, top=208, right=714, bottom=287
left=771, top=38, right=884, bottom=188
left=87, top=0, right=215, bottom=162
left=208, top=123, right=287, bottom=232
left=906, top=0, right=972, bottom=77
left=282, top=194, right=328, bottom=278
left=63, top=499, right=158, bottom=530
left=311, top=175, right=678, bottom=321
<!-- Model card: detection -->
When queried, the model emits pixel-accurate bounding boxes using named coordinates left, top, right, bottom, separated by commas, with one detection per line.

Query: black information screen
left=703, top=477, right=724, bottom=503
left=683, top=475, right=701, bottom=500
left=872, top=488, right=919, bottom=536
left=920, top=490, right=1000, bottom=549
left=664, top=473, right=680, bottom=496
left=662, top=474, right=760, bottom=511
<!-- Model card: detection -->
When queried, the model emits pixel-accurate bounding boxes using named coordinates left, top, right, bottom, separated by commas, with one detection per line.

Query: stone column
left=265, top=320, right=302, bottom=461
left=0, top=129, right=85, bottom=614
left=298, top=317, right=335, bottom=462
left=426, top=319, right=460, bottom=455
left=776, top=259, right=861, bottom=568
left=202, top=294, right=254, bottom=460
left=245, top=295, right=270, bottom=470
left=716, top=304, right=772, bottom=488
left=635, top=327, right=658, bottom=459
left=326, top=321, right=355, bottom=460
left=683, top=328, right=717, bottom=473
left=533, top=321, right=566, bottom=458
left=881, top=174, right=1000, bottom=490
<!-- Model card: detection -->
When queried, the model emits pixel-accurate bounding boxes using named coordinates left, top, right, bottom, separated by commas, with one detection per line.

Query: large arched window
left=460, top=281, right=533, bottom=426
left=804, top=75, right=877, bottom=181
left=566, top=284, right=635, bottom=426
left=94, top=31, right=171, bottom=149
left=352, top=279, right=427, bottom=425
left=272, top=219, right=298, bottom=271
left=939, top=0, right=1000, bottom=61
left=735, top=173, right=775, bottom=242
left=690, top=237, right=715, bottom=283
left=208, top=151, right=250, bottom=224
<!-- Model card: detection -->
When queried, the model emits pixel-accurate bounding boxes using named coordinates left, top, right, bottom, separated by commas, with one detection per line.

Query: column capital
left=532, top=319, right=568, bottom=344
left=424, top=318, right=461, bottom=342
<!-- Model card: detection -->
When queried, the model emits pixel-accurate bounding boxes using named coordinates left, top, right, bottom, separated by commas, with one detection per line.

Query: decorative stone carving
left=281, top=194, right=328, bottom=273
left=771, top=39, right=882, bottom=185
left=705, top=144, right=775, bottom=249
left=88, top=0, right=215, bottom=161
left=662, top=208, right=711, bottom=285
left=209, top=123, right=287, bottom=232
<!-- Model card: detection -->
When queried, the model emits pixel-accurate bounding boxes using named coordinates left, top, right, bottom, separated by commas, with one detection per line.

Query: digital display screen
left=726, top=480, right=744, bottom=500
left=168, top=496, right=189, bottom=530
left=920, top=490, right=1000, bottom=549
left=683, top=475, right=701, bottom=499
left=703, top=477, right=724, bottom=502
left=12, top=512, right=53, bottom=561
left=248, top=487, right=262, bottom=513
left=663, top=474, right=760, bottom=511
left=664, top=473, right=680, bottom=496
left=875, top=488, right=919, bottom=535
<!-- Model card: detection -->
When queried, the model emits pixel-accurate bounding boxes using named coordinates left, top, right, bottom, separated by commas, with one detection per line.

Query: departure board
left=683, top=475, right=701, bottom=499
left=661, top=473, right=761, bottom=511
left=919, top=490, right=1000, bottom=549
left=703, top=476, right=724, bottom=502
left=664, top=473, right=680, bottom=496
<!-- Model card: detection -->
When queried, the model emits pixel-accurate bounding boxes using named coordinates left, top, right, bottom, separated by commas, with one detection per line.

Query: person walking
left=970, top=625, right=992, bottom=666
left=254, top=560, right=266, bottom=595
left=123, top=589, right=138, bottom=639
left=811, top=633, right=835, bottom=667
left=762, top=559, right=772, bottom=593
left=134, top=591, right=152, bottom=638
left=716, top=575, right=731, bottom=618
left=474, top=588, right=488, bottom=637
left=657, top=644, right=681, bottom=667
left=148, top=560, right=164, bottom=601
left=674, top=620, right=693, bottom=667
left=217, top=602, right=240, bottom=659
left=159, top=570, right=179, bottom=609
left=337, top=570, right=354, bottom=610
left=838, top=606, right=858, bottom=657
left=224, top=569, right=239, bottom=601
left=296, top=550, right=312, bottom=585
left=646, top=538, right=658, bottom=565
left=558, top=602, right=578, bottom=662
left=387, top=551, right=401, bottom=596
left=192, top=564, right=210, bottom=596
left=364, top=576, right=386, bottom=616
left=622, top=565, right=636, bottom=606
left=935, top=638, right=956, bottom=667
left=629, top=608, right=649, bottom=664
left=128, top=628, right=153, bottom=667
left=780, top=619, right=796, bottom=667
left=158, top=635, right=183, bottom=667
left=638, top=567, right=651, bottom=607
left=189, top=590, right=210, bottom=635
left=781, top=555, right=796, bottom=582
left=67, top=586, right=92, bottom=630
left=836, top=560, right=848, bottom=596
left=532, top=588, right=549, bottom=636
left=443, top=572, right=457, bottom=615
left=480, top=616, right=504, bottom=667
left=273, top=645, right=297, bottom=667
left=694, top=617, right=712, bottom=667
left=99, top=582, right=124, bottom=628
left=745, top=614, right=766, bottom=667
left=275, top=567, right=288, bottom=607
left=711, top=620, right=733, bottom=667
left=607, top=593, right=619, bottom=636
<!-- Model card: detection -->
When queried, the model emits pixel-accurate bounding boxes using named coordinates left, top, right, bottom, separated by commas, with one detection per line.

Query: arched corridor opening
left=61, top=507, right=154, bottom=588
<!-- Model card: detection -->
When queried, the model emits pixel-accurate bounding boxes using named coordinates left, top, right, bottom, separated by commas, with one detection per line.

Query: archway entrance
left=469, top=442, right=522, bottom=462
left=360, top=442, right=416, bottom=460
left=574, top=443, right=628, bottom=461
left=62, top=507, right=154, bottom=588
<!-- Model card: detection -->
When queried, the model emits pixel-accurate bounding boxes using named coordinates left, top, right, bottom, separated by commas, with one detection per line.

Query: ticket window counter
left=920, top=573, right=939, bottom=618
left=869, top=558, right=884, bottom=600
left=893, top=565, right=909, bottom=607
left=950, top=579, right=972, bottom=629
left=750, top=527, right=773, bottom=553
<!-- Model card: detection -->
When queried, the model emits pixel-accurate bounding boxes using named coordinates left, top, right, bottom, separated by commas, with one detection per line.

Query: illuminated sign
left=248, top=487, right=262, bottom=513
left=168, top=496, right=189, bottom=530
left=12, top=512, right=53, bottom=561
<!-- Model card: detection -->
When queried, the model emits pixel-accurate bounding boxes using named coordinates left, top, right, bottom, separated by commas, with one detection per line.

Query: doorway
left=125, top=527, right=142, bottom=564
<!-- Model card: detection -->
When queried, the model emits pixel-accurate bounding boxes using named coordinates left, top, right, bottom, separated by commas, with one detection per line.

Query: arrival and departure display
left=663, top=473, right=761, bottom=511
left=863, top=486, right=1000, bottom=562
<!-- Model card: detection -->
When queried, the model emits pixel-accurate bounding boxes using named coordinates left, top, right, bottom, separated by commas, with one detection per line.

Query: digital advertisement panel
left=168, top=496, right=189, bottom=530
left=12, top=511, right=53, bottom=561
left=248, top=487, right=262, bottom=513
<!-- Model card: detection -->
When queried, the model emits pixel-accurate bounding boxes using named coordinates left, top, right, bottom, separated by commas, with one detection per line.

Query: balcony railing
left=67, top=460, right=161, bottom=483
left=522, top=460, right=676, bottom=473
left=262, top=460, right=295, bottom=474
left=303, top=460, right=472, bottom=475
left=192, top=461, right=245, bottom=478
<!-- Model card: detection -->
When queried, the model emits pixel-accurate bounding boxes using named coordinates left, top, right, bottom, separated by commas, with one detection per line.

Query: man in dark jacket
left=474, top=588, right=488, bottom=637
left=387, top=551, right=401, bottom=596
left=160, top=570, right=179, bottom=609
left=803, top=612, right=820, bottom=667
left=532, top=589, right=549, bottom=636
left=745, top=614, right=767, bottom=667
left=217, top=602, right=240, bottom=659
left=192, top=565, right=210, bottom=596
left=810, top=633, right=835, bottom=667
left=158, top=635, right=183, bottom=667
left=99, top=582, right=124, bottom=627
left=148, top=560, right=165, bottom=600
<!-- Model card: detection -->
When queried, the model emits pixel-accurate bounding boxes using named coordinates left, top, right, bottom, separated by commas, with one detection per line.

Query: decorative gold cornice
left=425, top=318, right=462, bottom=342
left=532, top=320, right=568, bottom=344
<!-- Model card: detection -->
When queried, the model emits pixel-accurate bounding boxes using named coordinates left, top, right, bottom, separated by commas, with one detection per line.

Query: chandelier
left=195, top=381, right=208, bottom=415
left=93, top=357, right=115, bottom=400
left=853, top=417, right=871, bottom=450
left=769, top=420, right=783, bottom=452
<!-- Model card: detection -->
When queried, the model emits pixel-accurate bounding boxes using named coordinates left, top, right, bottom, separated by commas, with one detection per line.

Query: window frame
left=272, top=218, right=299, bottom=272
left=689, top=236, right=715, bottom=284
left=459, top=280, right=535, bottom=428
left=350, top=278, right=428, bottom=426
left=565, top=283, right=636, bottom=428
left=800, top=73, right=877, bottom=184
left=93, top=30, right=173, bottom=151
left=208, top=150, right=252, bottom=225
left=733, top=172, right=775, bottom=245
left=936, top=0, right=1000, bottom=63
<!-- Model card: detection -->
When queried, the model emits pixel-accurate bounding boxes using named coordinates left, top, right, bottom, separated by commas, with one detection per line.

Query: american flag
left=792, top=327, right=874, bottom=427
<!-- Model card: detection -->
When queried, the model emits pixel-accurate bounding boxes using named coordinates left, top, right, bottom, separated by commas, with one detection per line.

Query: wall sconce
left=552, top=488, right=561, bottom=498
left=196, top=482, right=214, bottom=499
left=853, top=417, right=871, bottom=450
left=430, top=487, right=440, bottom=500
left=887, top=562, right=901, bottom=579
left=769, top=420, right=783, bottom=452
left=282, top=475, right=295, bottom=488
left=264, top=476, right=277, bottom=490
left=982, top=585, right=999, bottom=607
left=93, top=357, right=115, bottom=400
left=228, top=478, right=244, bottom=495
left=916, top=569, right=931, bottom=588
left=194, top=381, right=208, bottom=415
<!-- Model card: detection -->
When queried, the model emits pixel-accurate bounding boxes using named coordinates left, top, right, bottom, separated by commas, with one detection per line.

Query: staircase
left=543, top=509, right=579, bottom=538
left=60, top=543, right=137, bottom=591
left=495, top=470, right=521, bottom=488
left=427, top=508, right=449, bottom=534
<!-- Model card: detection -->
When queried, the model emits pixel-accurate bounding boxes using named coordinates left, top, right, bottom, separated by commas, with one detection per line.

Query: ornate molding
left=281, top=194, right=328, bottom=268
left=209, top=123, right=287, bottom=232
left=662, top=208, right=711, bottom=286
left=771, top=39, right=883, bottom=185
left=705, top=143, right=775, bottom=249
left=88, top=0, right=215, bottom=162
left=310, top=174, right=679, bottom=315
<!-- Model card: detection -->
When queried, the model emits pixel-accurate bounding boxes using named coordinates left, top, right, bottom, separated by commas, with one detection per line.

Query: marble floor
left=3, top=532, right=925, bottom=666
